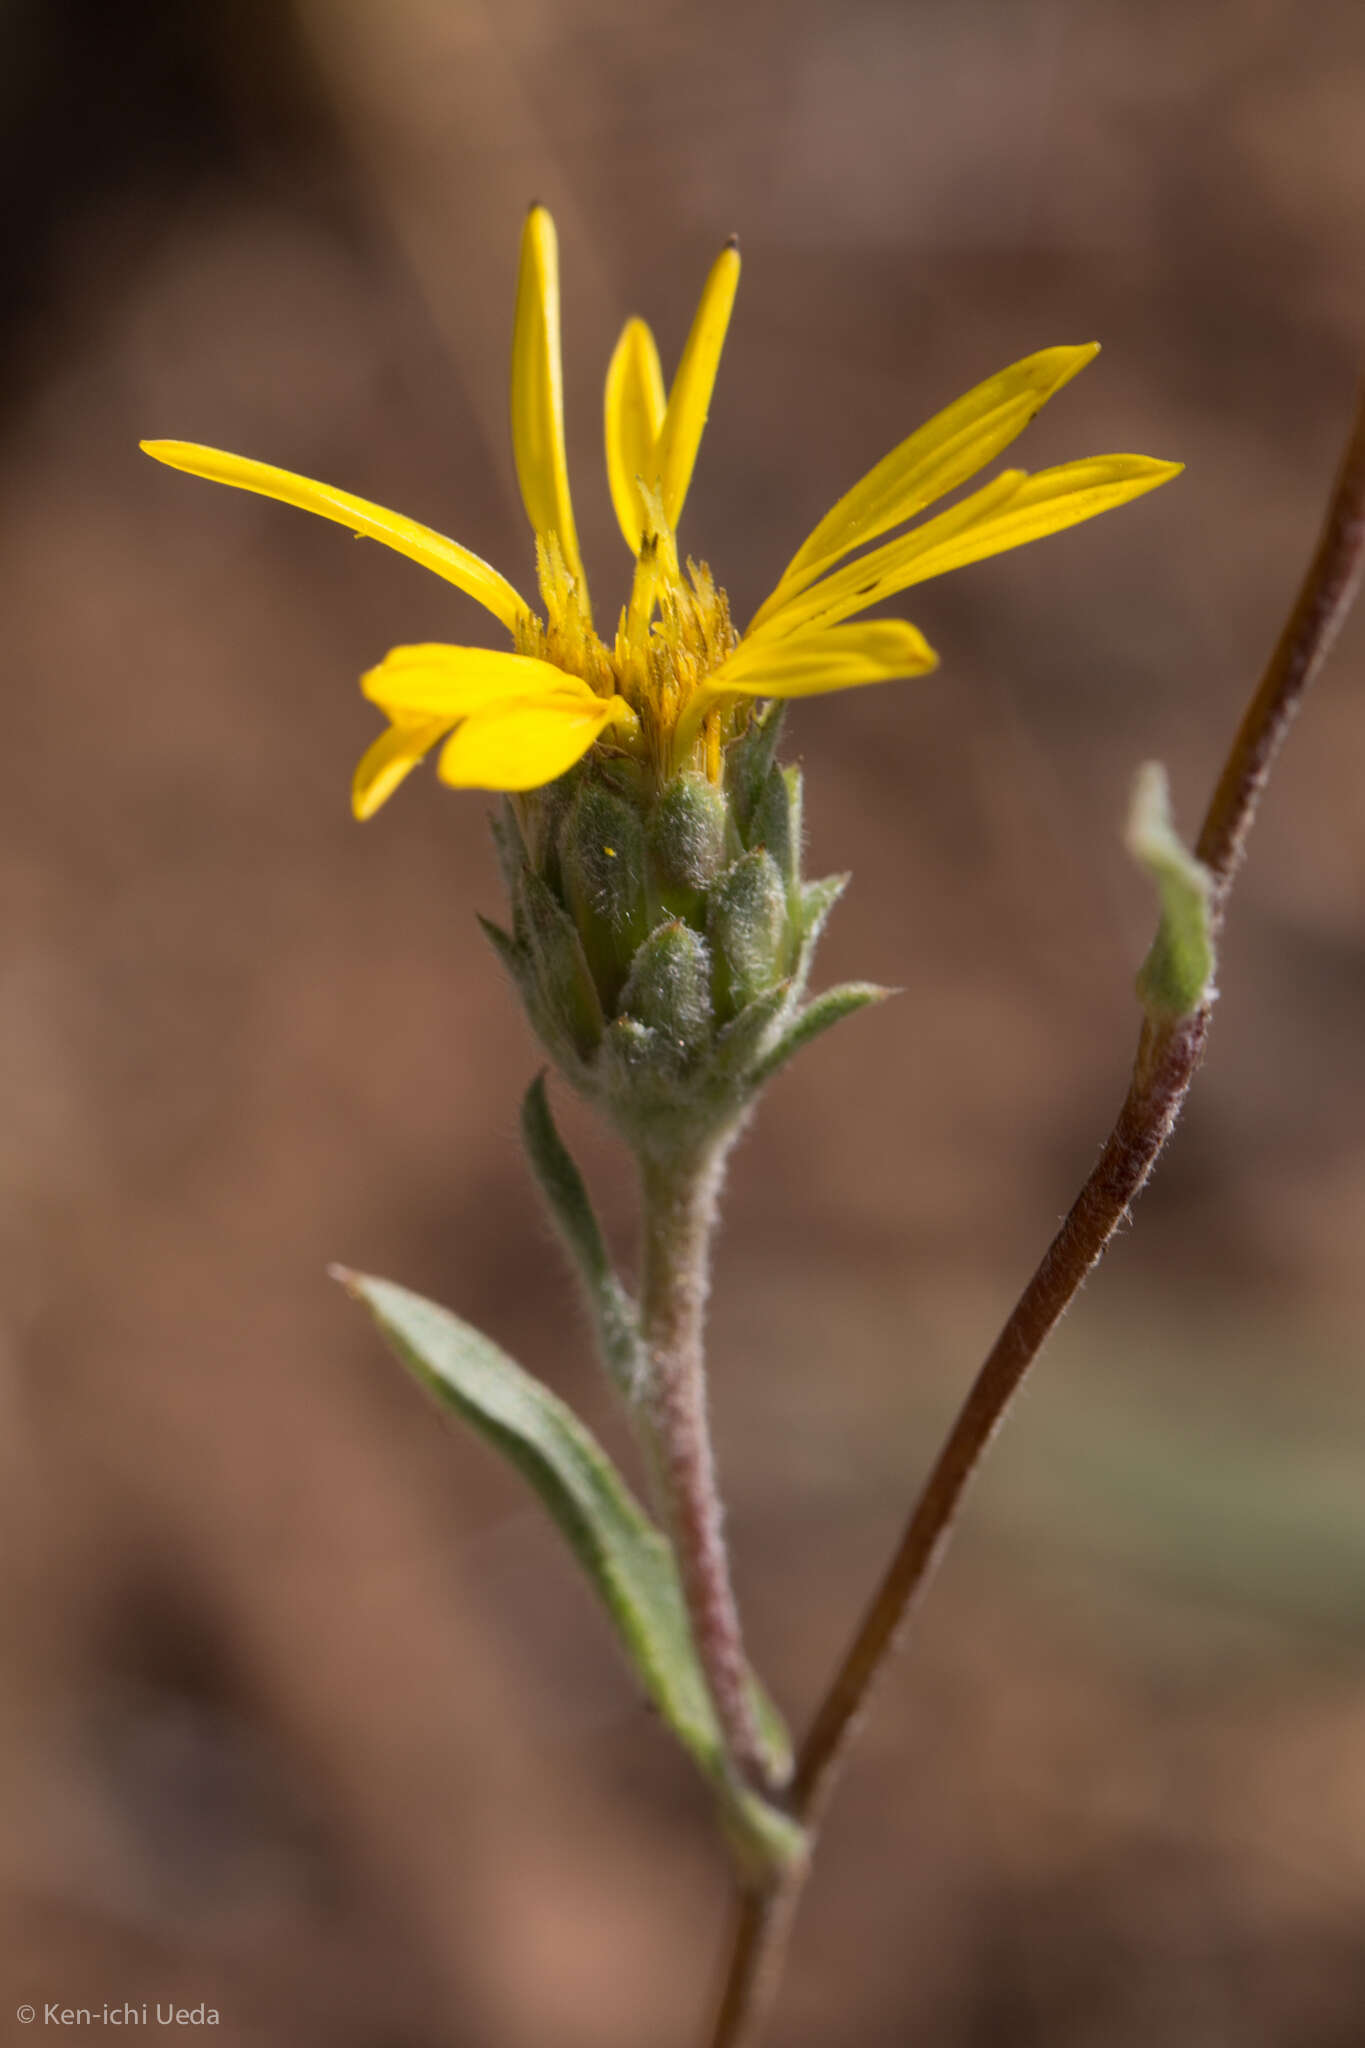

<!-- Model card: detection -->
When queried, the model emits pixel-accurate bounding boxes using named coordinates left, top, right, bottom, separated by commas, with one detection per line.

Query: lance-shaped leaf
left=707, top=980, right=794, bottom=1085
left=335, top=1270, right=802, bottom=1872
left=1125, top=762, right=1216, bottom=1020
left=520, top=1074, right=643, bottom=1396
left=750, top=982, right=892, bottom=1088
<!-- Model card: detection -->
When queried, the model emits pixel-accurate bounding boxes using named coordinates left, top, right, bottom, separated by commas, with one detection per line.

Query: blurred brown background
left=3, top=1, right=1365, bottom=2041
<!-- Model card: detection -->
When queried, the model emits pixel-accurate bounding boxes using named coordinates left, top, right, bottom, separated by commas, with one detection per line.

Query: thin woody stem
left=704, top=368, right=1365, bottom=2048
left=1195, top=376, right=1365, bottom=914
left=638, top=1138, right=768, bottom=1788
left=791, top=1012, right=1206, bottom=1816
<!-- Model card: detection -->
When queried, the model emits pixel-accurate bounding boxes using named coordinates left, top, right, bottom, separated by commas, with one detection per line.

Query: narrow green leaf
left=792, top=871, right=849, bottom=998
left=708, top=979, right=793, bottom=1082
left=1125, top=762, right=1216, bottom=1020
left=798, top=871, right=848, bottom=943
left=477, top=914, right=536, bottom=1003
left=520, top=1074, right=643, bottom=1396
left=750, top=981, right=892, bottom=1087
left=488, top=800, right=528, bottom=900
left=336, top=1269, right=801, bottom=1869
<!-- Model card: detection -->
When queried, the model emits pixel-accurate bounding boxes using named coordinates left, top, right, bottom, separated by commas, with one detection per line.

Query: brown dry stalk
left=705, top=367, right=1365, bottom=2048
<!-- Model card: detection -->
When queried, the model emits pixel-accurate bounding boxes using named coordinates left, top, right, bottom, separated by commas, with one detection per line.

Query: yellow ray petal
left=653, top=238, right=741, bottom=532
left=437, top=693, right=634, bottom=792
left=750, top=469, right=1029, bottom=641
left=139, top=441, right=528, bottom=633
left=604, top=317, right=666, bottom=554
left=753, top=456, right=1181, bottom=639
left=361, top=643, right=588, bottom=725
left=876, top=453, right=1183, bottom=590
left=711, top=620, right=939, bottom=699
left=510, top=206, right=586, bottom=594
left=352, top=716, right=457, bottom=821
left=751, top=343, right=1100, bottom=630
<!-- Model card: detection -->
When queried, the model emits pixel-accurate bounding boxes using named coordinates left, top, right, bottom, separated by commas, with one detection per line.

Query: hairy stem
left=703, top=367, right=1365, bottom=2048
left=638, top=1137, right=767, bottom=1788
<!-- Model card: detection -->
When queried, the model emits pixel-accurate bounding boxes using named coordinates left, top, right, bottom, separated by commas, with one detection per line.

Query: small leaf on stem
left=520, top=1073, right=643, bottom=1395
left=750, top=982, right=892, bottom=1088
left=1126, top=761, right=1216, bottom=1020
left=334, top=1269, right=801, bottom=1873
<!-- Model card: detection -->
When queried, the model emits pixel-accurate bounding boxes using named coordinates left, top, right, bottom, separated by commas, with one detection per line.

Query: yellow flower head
left=142, top=207, right=1179, bottom=820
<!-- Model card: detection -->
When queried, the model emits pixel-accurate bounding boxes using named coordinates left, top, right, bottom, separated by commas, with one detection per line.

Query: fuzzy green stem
left=637, top=1136, right=767, bottom=1789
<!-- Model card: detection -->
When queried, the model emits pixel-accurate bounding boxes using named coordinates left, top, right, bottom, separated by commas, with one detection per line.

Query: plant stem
left=638, top=1135, right=767, bottom=1788
left=703, top=367, right=1365, bottom=2048
left=1195, top=377, right=1365, bottom=914
left=793, top=1011, right=1206, bottom=1818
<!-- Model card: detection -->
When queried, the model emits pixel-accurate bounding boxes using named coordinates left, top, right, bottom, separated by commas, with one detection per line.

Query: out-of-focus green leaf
left=336, top=1269, right=801, bottom=1872
left=1126, top=762, right=1215, bottom=1019
left=519, top=1074, right=643, bottom=1397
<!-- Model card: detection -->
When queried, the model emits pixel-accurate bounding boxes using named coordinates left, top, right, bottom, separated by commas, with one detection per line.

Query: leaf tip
left=1125, top=761, right=1216, bottom=1021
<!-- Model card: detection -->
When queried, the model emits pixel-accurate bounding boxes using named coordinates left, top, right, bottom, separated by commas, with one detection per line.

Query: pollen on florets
left=515, top=530, right=747, bottom=786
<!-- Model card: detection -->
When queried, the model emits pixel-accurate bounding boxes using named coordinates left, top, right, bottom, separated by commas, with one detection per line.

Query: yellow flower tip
left=511, top=202, right=587, bottom=598
left=1050, top=339, right=1101, bottom=392
left=716, top=241, right=742, bottom=289
left=351, top=714, right=455, bottom=820
left=1103, top=455, right=1185, bottom=489
left=604, top=317, right=667, bottom=553
left=138, top=440, right=530, bottom=630
left=653, top=239, right=741, bottom=532
left=139, top=438, right=196, bottom=469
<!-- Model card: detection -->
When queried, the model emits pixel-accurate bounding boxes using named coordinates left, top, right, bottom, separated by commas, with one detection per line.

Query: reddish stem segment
left=792, top=1011, right=1206, bottom=1815
left=639, top=1140, right=768, bottom=1787
left=704, top=369, right=1365, bottom=2048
